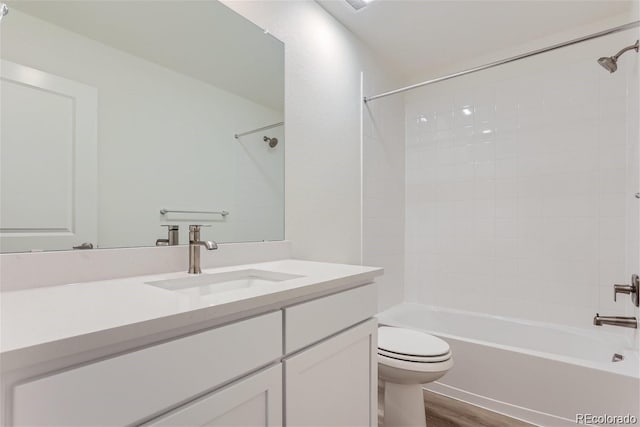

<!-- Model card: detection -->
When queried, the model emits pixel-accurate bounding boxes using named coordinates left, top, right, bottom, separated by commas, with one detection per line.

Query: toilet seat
left=378, top=352, right=453, bottom=374
left=378, top=326, right=451, bottom=363
left=378, top=348, right=451, bottom=363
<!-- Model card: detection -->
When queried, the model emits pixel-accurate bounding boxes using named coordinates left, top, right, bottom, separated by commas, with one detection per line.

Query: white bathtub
left=377, top=303, right=639, bottom=426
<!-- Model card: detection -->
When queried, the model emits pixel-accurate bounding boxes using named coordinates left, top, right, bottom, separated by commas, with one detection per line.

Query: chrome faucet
left=188, top=225, right=217, bottom=274
left=593, top=313, right=637, bottom=329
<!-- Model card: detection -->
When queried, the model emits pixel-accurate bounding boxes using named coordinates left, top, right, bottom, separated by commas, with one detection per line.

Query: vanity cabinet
left=7, top=283, right=378, bottom=427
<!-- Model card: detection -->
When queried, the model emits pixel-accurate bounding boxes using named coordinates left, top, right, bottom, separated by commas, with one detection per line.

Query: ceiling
left=317, top=0, right=636, bottom=83
left=10, top=1, right=284, bottom=111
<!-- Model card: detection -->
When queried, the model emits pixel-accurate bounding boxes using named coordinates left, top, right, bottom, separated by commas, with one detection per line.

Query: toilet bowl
left=378, top=326, right=453, bottom=427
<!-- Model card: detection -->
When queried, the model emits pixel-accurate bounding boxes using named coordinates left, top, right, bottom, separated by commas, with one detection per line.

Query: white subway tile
left=404, top=39, right=636, bottom=330
left=474, top=160, right=495, bottom=179
left=599, top=194, right=626, bottom=217
left=517, top=197, right=543, bottom=218
left=494, top=158, right=518, bottom=179
left=473, top=199, right=496, bottom=219
left=598, top=168, right=627, bottom=194
left=474, top=179, right=495, bottom=200
left=494, top=137, right=518, bottom=159
left=495, top=238, right=518, bottom=259
left=436, top=110, right=455, bottom=131
left=495, top=198, right=518, bottom=219
left=495, top=219, right=518, bottom=239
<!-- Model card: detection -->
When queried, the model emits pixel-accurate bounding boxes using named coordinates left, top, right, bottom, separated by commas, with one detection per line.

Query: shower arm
left=612, top=40, right=639, bottom=60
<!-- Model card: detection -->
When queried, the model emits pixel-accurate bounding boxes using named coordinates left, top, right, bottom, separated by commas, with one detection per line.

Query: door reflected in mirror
left=0, top=0, right=284, bottom=253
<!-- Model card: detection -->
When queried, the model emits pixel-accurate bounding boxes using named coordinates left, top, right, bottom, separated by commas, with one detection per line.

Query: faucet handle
left=189, top=224, right=211, bottom=231
left=613, top=274, right=639, bottom=307
left=157, top=225, right=179, bottom=246
left=614, top=284, right=631, bottom=301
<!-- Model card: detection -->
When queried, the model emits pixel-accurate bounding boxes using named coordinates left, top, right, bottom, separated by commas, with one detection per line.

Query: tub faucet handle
left=613, top=274, right=639, bottom=307
left=613, top=284, right=632, bottom=301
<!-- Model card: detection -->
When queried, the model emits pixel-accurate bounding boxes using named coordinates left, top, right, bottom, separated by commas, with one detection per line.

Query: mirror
left=0, top=0, right=284, bottom=253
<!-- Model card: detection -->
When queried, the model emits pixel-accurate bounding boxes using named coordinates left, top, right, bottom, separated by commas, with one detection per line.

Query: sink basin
left=146, top=269, right=303, bottom=297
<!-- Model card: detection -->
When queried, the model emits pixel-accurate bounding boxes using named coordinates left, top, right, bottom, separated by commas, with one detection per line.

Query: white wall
left=222, top=0, right=405, bottom=309
left=404, top=25, right=639, bottom=329
left=1, top=9, right=283, bottom=250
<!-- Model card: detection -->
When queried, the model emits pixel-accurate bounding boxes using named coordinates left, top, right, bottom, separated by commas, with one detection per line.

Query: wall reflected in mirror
left=0, top=0, right=284, bottom=253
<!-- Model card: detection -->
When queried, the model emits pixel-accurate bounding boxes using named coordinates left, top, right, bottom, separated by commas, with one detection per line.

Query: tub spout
left=593, top=313, right=637, bottom=328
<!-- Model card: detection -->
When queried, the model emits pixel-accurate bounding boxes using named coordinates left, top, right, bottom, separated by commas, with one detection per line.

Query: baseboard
left=424, top=382, right=576, bottom=427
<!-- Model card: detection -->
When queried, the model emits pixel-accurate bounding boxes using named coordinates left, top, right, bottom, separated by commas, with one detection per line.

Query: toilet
left=378, top=326, right=453, bottom=427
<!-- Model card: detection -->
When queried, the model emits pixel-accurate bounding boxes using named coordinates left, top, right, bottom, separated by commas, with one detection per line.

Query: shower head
left=263, top=136, right=278, bottom=148
left=597, top=56, right=618, bottom=73
left=597, top=40, right=639, bottom=73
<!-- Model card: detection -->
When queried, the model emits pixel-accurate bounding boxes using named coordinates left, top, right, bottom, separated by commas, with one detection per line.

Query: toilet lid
left=378, top=326, right=450, bottom=357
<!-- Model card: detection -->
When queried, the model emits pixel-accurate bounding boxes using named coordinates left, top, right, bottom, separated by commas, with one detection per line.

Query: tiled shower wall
left=404, top=28, right=639, bottom=328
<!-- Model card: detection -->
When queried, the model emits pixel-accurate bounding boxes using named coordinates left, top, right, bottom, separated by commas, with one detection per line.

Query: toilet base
left=383, top=382, right=426, bottom=427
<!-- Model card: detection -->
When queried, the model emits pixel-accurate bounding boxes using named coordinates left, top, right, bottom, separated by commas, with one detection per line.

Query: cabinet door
left=144, top=364, right=282, bottom=427
left=284, top=319, right=377, bottom=427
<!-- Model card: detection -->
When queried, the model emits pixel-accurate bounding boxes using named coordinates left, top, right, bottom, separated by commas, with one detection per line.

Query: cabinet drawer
left=13, top=311, right=282, bottom=426
left=284, top=284, right=376, bottom=353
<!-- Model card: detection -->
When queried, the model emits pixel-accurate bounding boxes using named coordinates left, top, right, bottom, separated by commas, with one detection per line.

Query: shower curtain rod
left=234, top=121, right=284, bottom=139
left=364, top=20, right=640, bottom=103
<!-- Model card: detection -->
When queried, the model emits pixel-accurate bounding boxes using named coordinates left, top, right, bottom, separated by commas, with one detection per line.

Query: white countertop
left=0, top=259, right=382, bottom=371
